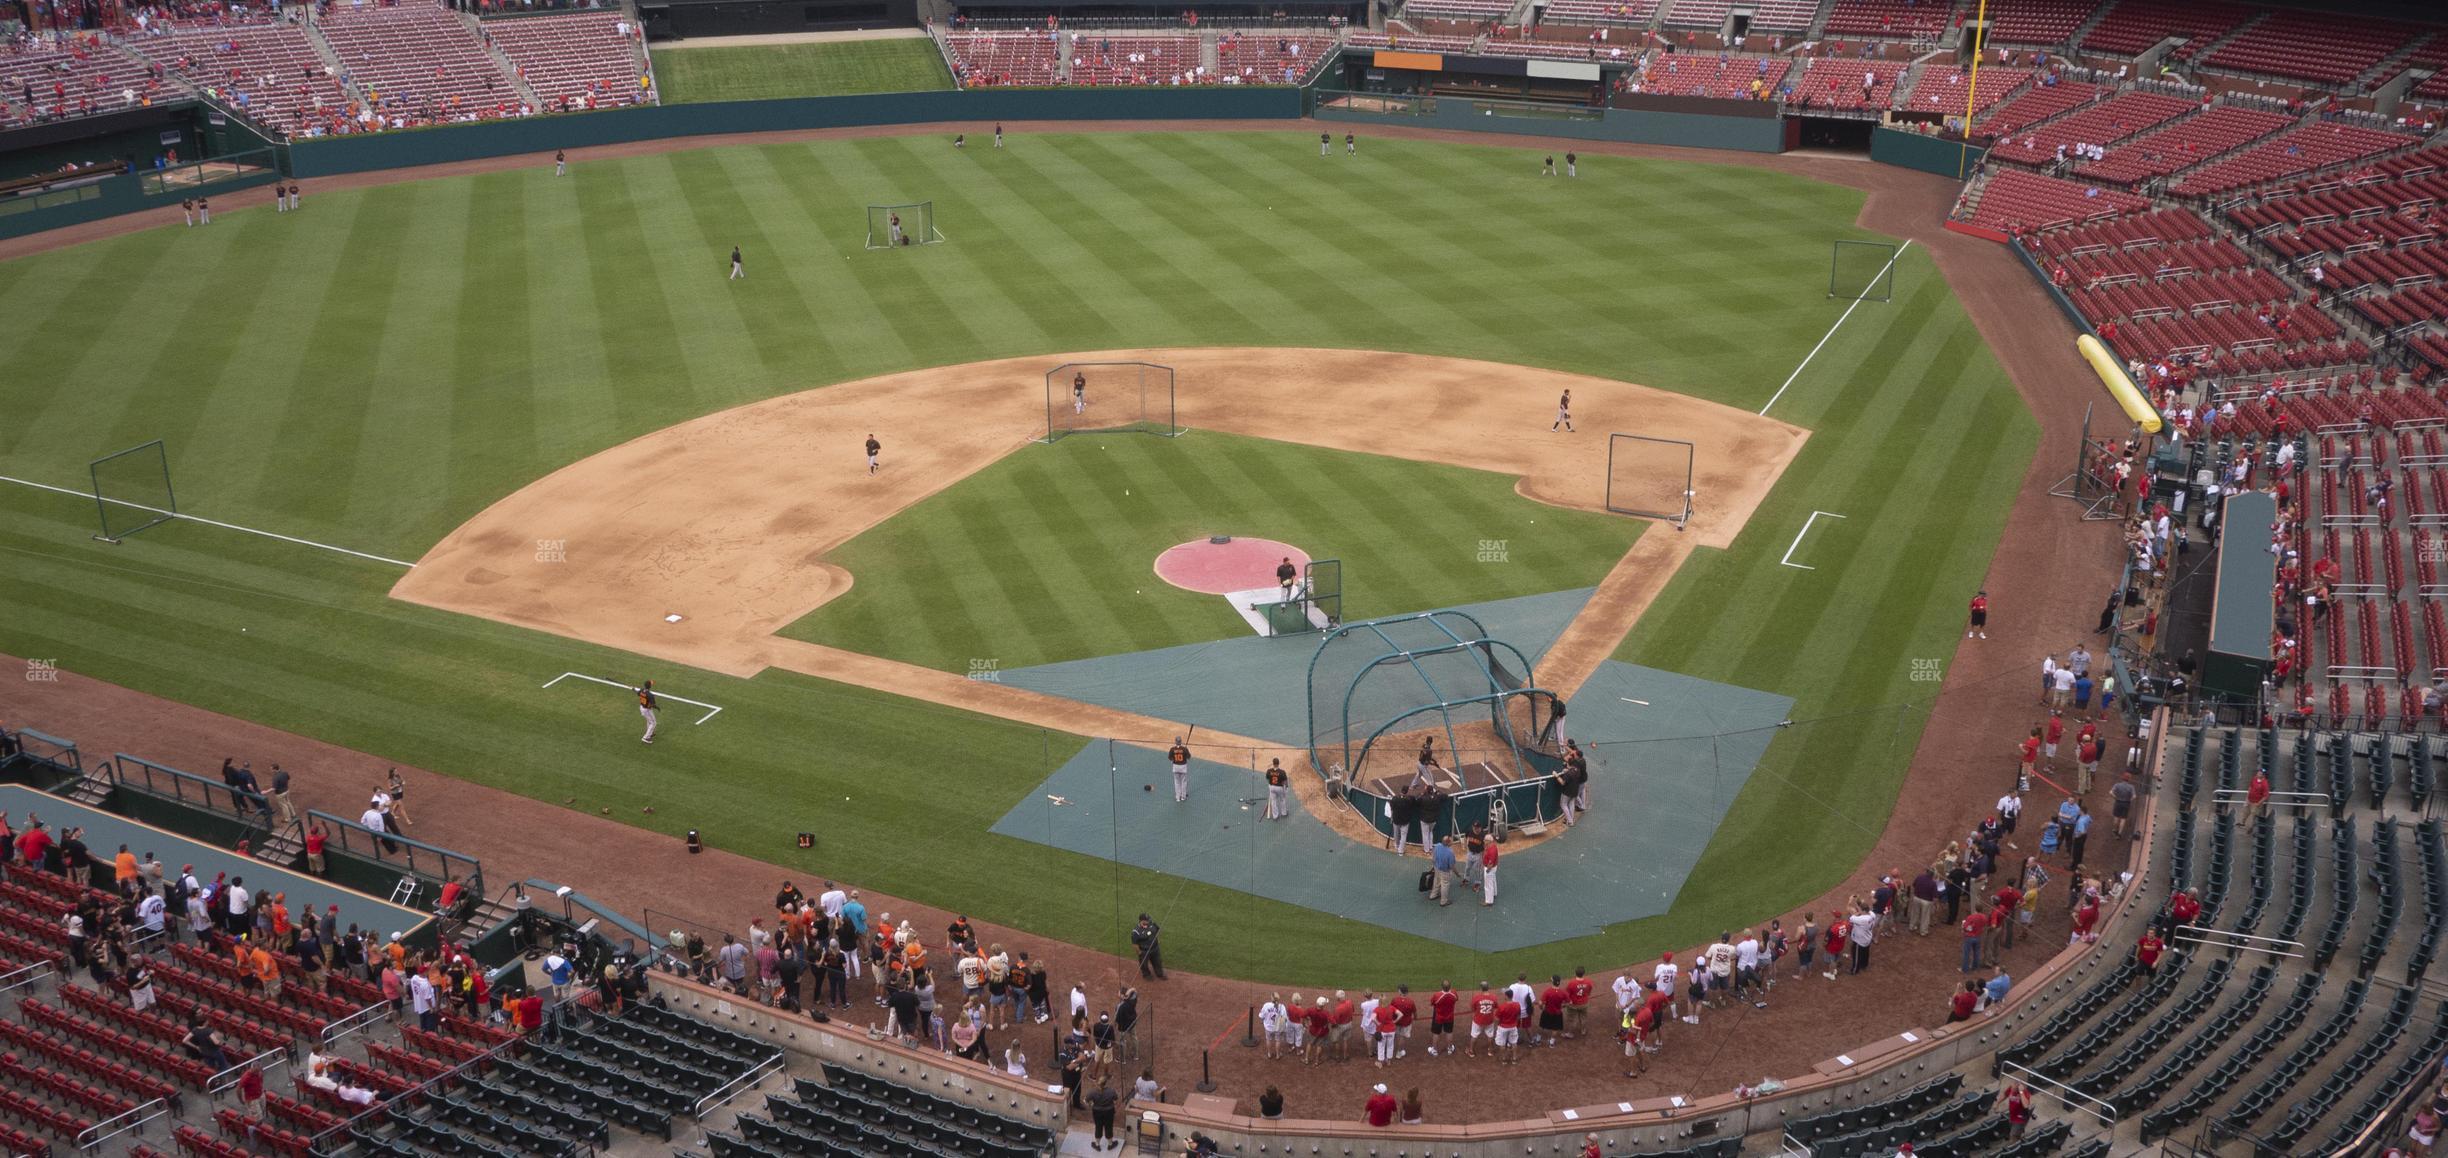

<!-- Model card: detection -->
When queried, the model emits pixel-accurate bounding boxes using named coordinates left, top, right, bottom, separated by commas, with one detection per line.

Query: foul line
left=543, top=672, right=725, bottom=725
left=1758, top=238, right=1912, bottom=417
left=1779, top=510, right=1846, bottom=570
left=0, top=475, right=416, bottom=569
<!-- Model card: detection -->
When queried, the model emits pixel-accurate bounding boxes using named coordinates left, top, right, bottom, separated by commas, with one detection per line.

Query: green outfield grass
left=653, top=39, right=954, bottom=103
left=0, top=132, right=2035, bottom=985
left=783, top=430, right=1641, bottom=671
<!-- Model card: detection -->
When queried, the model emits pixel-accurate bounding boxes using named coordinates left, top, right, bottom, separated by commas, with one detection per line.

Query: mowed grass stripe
left=446, top=172, right=538, bottom=518
left=572, top=160, right=696, bottom=434
left=789, top=431, right=1639, bottom=670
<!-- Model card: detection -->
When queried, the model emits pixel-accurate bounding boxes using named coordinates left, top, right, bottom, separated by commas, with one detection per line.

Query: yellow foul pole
left=1959, top=0, right=1992, bottom=179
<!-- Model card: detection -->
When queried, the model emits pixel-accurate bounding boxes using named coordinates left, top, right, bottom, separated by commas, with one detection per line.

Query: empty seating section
left=122, top=20, right=348, bottom=138
left=1983, top=0, right=2099, bottom=45
left=1403, top=0, right=1513, bottom=19
left=1535, top=0, right=1660, bottom=25
left=2202, top=11, right=2429, bottom=87
left=1789, top=58, right=1909, bottom=112
left=316, top=2, right=518, bottom=123
left=0, top=38, right=175, bottom=129
left=944, top=33, right=1059, bottom=86
left=1823, top=0, right=1957, bottom=41
left=1959, top=167, right=2149, bottom=232
left=2073, top=105, right=2289, bottom=185
left=1902, top=66, right=2031, bottom=115
left=1067, top=36, right=1200, bottom=85
left=1743, top=0, right=1822, bottom=30
left=2171, top=124, right=2420, bottom=198
left=2078, top=0, right=2256, bottom=60
left=484, top=12, right=646, bottom=112
left=1347, top=30, right=1479, bottom=51
left=1216, top=35, right=1333, bottom=84
left=1972, top=78, right=2098, bottom=140
left=1637, top=54, right=1790, bottom=99
left=1982, top=89, right=2189, bottom=164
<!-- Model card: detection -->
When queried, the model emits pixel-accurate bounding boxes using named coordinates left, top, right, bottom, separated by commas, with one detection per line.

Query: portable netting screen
left=865, top=202, right=943, bottom=249
left=1045, top=361, right=1181, bottom=441
left=89, top=439, right=176, bottom=543
left=1830, top=238, right=1899, bottom=302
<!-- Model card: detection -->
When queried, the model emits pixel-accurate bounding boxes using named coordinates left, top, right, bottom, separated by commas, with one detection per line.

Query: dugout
left=2203, top=489, right=2277, bottom=699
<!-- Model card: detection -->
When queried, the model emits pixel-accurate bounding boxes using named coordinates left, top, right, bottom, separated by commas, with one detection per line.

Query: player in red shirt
left=2017, top=729, right=2041, bottom=781
left=1388, top=985, right=1417, bottom=1060
left=1428, top=981, right=1458, bottom=1057
left=1493, top=993, right=1524, bottom=1064
left=1563, top=967, right=1595, bottom=1040
left=1467, top=982, right=1498, bottom=1059
left=1967, top=590, right=1988, bottom=639
left=2043, top=713, right=2064, bottom=769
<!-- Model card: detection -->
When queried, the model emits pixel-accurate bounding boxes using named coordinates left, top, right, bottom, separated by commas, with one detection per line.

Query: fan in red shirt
left=1563, top=969, right=1595, bottom=1040
left=1389, top=987, right=1417, bottom=1058
left=1303, top=1000, right=1332, bottom=1065
left=2247, top=772, right=2271, bottom=819
left=1536, top=979, right=1568, bottom=1046
left=1363, top=1084, right=1398, bottom=1127
left=2136, top=931, right=2164, bottom=974
left=1467, top=985, right=1499, bottom=1058
left=1428, top=982, right=1458, bottom=1056
left=1947, top=982, right=1979, bottom=1022
left=1370, top=1002, right=1400, bottom=1065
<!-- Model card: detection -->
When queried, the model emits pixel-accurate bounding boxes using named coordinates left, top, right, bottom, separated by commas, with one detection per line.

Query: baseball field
left=0, top=129, right=2035, bottom=986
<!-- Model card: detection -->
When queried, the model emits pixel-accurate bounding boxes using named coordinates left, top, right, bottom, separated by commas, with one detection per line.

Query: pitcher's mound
left=1154, top=538, right=1310, bottom=595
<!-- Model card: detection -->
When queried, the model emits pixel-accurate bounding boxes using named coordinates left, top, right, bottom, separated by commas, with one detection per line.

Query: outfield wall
left=1310, top=90, right=1784, bottom=153
left=285, top=87, right=1304, bottom=178
left=1869, top=125, right=1985, bottom=179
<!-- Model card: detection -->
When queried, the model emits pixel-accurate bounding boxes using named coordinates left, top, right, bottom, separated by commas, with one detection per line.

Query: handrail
left=1996, top=1059, right=2118, bottom=1125
left=74, top=1095, right=168, bottom=1151
left=109, top=754, right=269, bottom=823
left=6, top=729, right=81, bottom=776
left=206, top=1047, right=286, bottom=1096
left=0, top=961, right=50, bottom=995
left=306, top=809, right=483, bottom=897
left=691, top=1049, right=784, bottom=1119
left=318, top=1001, right=393, bottom=1048
left=301, top=1017, right=526, bottom=1151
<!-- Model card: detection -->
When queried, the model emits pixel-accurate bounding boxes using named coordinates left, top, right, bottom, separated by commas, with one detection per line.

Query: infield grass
left=0, top=133, right=2035, bottom=984
left=783, top=430, right=1641, bottom=671
left=652, top=39, right=955, bottom=102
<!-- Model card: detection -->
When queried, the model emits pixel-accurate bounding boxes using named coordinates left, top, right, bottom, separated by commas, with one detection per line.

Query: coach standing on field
left=1168, top=737, right=1191, bottom=802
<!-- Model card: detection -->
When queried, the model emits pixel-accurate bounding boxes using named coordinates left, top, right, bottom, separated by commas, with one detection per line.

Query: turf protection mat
left=988, top=661, right=1790, bottom=951
left=996, top=588, right=1595, bottom=746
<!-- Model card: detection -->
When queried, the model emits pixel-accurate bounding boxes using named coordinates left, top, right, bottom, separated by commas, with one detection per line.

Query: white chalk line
left=0, top=475, right=415, bottom=568
left=1759, top=239, right=1912, bottom=418
left=544, top=671, right=725, bottom=725
left=1779, top=510, right=1847, bottom=570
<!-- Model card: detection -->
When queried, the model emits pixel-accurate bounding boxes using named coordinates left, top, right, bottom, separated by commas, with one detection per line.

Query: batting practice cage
left=1307, top=610, right=1568, bottom=842
left=89, top=439, right=177, bottom=544
left=865, top=202, right=944, bottom=249
left=1829, top=238, right=1899, bottom=302
left=1045, top=361, right=1182, bottom=441
left=1246, top=557, right=1343, bottom=636
left=1605, top=433, right=1695, bottom=528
